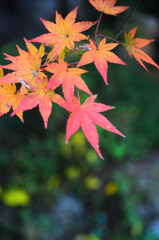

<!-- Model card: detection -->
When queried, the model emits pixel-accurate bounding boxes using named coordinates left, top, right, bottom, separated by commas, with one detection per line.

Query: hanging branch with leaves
left=0, top=0, right=158, bottom=159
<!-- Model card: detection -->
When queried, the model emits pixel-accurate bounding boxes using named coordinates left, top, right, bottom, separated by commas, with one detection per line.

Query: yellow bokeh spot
left=47, top=176, right=60, bottom=190
left=69, top=131, right=87, bottom=156
left=70, top=131, right=86, bottom=147
left=85, top=176, right=101, bottom=190
left=75, top=234, right=101, bottom=240
left=57, top=132, right=86, bottom=157
left=65, top=166, right=80, bottom=180
left=2, top=188, right=30, bottom=207
left=104, top=182, right=118, bottom=195
left=86, top=149, right=99, bottom=165
left=86, top=236, right=101, bottom=240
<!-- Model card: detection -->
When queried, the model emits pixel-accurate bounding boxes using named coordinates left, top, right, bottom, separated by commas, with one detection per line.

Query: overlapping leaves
left=0, top=39, right=45, bottom=84
left=45, top=58, right=92, bottom=101
left=0, top=3, right=158, bottom=158
left=30, top=7, right=97, bottom=59
left=11, top=74, right=65, bottom=128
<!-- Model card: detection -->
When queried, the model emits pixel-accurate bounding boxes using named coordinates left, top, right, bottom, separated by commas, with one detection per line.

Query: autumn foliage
left=0, top=0, right=158, bottom=159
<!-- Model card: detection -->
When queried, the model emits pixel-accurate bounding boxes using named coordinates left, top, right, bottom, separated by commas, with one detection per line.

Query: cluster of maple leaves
left=0, top=0, right=158, bottom=159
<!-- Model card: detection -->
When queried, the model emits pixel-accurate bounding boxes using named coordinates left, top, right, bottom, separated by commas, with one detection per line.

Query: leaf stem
left=96, top=34, right=123, bottom=45
left=73, top=49, right=82, bottom=56
left=94, top=12, right=103, bottom=40
left=114, top=0, right=141, bottom=40
left=68, top=61, right=79, bottom=67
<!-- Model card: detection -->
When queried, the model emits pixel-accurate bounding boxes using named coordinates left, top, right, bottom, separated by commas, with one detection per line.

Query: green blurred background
left=0, top=0, right=159, bottom=239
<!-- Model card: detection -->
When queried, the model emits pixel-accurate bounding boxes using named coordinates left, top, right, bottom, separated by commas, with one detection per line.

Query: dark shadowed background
left=0, top=1, right=159, bottom=240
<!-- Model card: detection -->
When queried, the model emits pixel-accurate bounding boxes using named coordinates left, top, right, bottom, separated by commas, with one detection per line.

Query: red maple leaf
left=124, top=26, right=159, bottom=71
left=62, top=95, right=125, bottom=159
left=45, top=58, right=92, bottom=101
left=11, top=74, right=65, bottom=128
left=88, top=0, right=129, bottom=16
left=30, top=7, right=97, bottom=59
left=77, top=39, right=126, bottom=84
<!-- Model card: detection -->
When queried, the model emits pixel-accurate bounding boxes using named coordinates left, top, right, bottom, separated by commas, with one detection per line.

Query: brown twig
left=94, top=12, right=103, bottom=40
left=96, top=34, right=123, bottom=45
left=114, top=0, right=141, bottom=40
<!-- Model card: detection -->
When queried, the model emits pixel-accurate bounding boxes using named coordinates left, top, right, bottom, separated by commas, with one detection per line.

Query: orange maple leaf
left=45, top=58, right=92, bottom=101
left=88, top=0, right=129, bottom=15
left=30, top=7, right=97, bottom=59
left=0, top=39, right=45, bottom=84
left=0, top=68, right=26, bottom=121
left=62, top=95, right=125, bottom=159
left=11, top=74, right=65, bottom=128
left=124, top=26, right=159, bottom=71
left=77, top=39, right=126, bottom=84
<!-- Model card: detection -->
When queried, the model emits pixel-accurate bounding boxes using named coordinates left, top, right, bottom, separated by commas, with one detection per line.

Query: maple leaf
left=88, top=0, right=129, bottom=16
left=0, top=68, right=26, bottom=121
left=0, top=39, right=45, bottom=84
left=62, top=95, right=125, bottom=159
left=30, top=7, right=97, bottom=59
left=0, top=67, right=3, bottom=78
left=124, top=26, right=159, bottom=71
left=11, top=74, right=65, bottom=128
left=77, top=39, right=126, bottom=84
left=45, top=58, right=92, bottom=101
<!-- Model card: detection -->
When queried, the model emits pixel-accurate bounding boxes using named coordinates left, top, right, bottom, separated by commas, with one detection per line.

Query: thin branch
left=68, top=61, right=79, bottom=67
left=94, top=12, right=103, bottom=40
left=114, top=0, right=141, bottom=40
left=96, top=34, right=123, bottom=45
left=73, top=49, right=82, bottom=56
